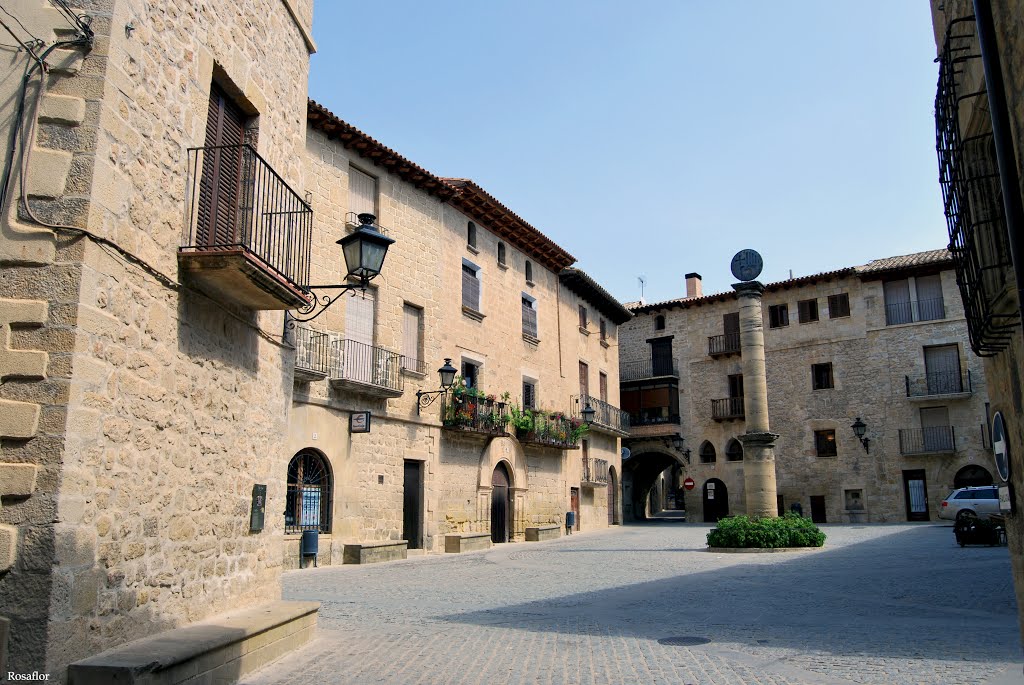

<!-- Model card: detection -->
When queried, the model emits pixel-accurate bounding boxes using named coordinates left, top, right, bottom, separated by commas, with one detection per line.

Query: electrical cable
left=0, top=6, right=41, bottom=45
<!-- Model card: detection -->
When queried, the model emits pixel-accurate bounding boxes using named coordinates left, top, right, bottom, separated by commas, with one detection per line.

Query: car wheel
left=956, top=509, right=977, bottom=522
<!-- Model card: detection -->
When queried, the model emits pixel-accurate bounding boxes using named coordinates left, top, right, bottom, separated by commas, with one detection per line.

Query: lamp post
left=851, top=417, right=870, bottom=453
left=416, top=358, right=458, bottom=415
left=287, top=213, right=396, bottom=325
left=581, top=403, right=596, bottom=426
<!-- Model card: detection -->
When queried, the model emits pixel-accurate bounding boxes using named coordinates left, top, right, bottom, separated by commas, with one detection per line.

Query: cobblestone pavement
left=241, top=523, right=1022, bottom=684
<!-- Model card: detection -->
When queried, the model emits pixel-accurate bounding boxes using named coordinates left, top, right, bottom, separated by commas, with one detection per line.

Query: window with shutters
left=579, top=361, right=589, bottom=398
left=462, top=260, right=482, bottom=315
left=768, top=304, right=789, bottom=328
left=523, top=379, right=536, bottom=409
left=497, top=242, right=507, bottom=267
left=815, top=429, right=837, bottom=457
left=599, top=318, right=607, bottom=341
left=521, top=293, right=538, bottom=340
left=349, top=167, right=377, bottom=218
left=402, top=303, right=423, bottom=372
left=467, top=221, right=477, bottom=249
left=196, top=82, right=247, bottom=249
left=462, top=360, right=480, bottom=388
left=811, top=362, right=834, bottom=390
left=578, top=305, right=588, bottom=331
left=525, top=260, right=534, bottom=284
left=797, top=298, right=819, bottom=323
left=828, top=293, right=850, bottom=318
left=599, top=372, right=608, bottom=403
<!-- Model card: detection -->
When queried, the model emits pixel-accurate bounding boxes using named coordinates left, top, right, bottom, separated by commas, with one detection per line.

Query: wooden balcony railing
left=711, top=397, right=745, bottom=421
left=708, top=332, right=741, bottom=357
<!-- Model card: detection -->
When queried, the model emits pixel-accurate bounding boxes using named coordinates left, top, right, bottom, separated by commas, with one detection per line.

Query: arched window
left=497, top=241, right=506, bottom=266
left=726, top=438, right=743, bottom=461
left=285, top=450, right=332, bottom=534
left=699, top=441, right=716, bottom=464
left=525, top=260, right=533, bottom=283
left=467, top=221, right=477, bottom=248
left=655, top=315, right=666, bottom=330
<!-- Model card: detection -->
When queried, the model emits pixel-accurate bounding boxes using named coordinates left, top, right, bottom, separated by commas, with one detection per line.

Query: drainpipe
left=974, top=0, right=1024, bottom=329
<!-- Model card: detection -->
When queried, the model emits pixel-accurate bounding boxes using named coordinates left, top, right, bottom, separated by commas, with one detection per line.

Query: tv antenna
left=638, top=275, right=646, bottom=300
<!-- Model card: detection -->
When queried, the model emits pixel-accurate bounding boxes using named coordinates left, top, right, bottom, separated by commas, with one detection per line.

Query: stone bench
left=68, top=600, right=319, bottom=685
left=444, top=533, right=492, bottom=553
left=343, top=540, right=408, bottom=564
left=525, top=525, right=561, bottom=542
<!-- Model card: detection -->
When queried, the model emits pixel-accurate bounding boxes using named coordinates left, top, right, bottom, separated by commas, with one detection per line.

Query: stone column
left=733, top=281, right=779, bottom=518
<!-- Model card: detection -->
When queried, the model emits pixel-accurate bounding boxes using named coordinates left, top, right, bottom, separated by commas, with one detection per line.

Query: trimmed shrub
left=706, top=513, right=826, bottom=548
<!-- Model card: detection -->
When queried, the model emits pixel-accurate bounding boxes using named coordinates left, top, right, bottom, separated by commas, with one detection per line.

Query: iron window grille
left=936, top=15, right=1018, bottom=354
left=285, top=450, right=331, bottom=534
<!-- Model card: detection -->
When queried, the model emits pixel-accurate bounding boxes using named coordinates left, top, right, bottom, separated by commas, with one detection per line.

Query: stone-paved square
left=241, top=523, right=1022, bottom=685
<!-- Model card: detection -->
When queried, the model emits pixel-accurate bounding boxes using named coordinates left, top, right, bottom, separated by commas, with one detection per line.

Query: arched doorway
left=621, top=450, right=686, bottom=522
left=607, top=466, right=620, bottom=525
left=285, top=449, right=332, bottom=534
left=703, top=478, right=729, bottom=522
left=954, top=464, right=993, bottom=488
left=491, top=462, right=511, bottom=543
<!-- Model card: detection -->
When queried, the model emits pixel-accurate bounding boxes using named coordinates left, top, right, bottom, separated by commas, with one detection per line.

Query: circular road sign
left=993, top=411, right=1010, bottom=482
left=731, top=249, right=763, bottom=282
left=683, top=477, right=695, bottom=491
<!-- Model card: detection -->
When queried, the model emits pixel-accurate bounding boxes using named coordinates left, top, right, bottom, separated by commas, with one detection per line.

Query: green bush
left=706, top=513, right=826, bottom=548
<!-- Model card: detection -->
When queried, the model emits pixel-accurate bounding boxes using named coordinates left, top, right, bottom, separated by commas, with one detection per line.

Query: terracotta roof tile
left=854, top=248, right=952, bottom=274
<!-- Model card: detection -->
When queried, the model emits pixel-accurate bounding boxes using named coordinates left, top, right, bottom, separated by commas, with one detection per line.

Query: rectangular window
left=467, top=221, right=477, bottom=248
left=828, top=293, right=850, bottom=318
left=727, top=373, right=744, bottom=398
left=768, top=304, right=789, bottom=329
left=797, top=298, right=819, bottom=323
left=884, top=279, right=912, bottom=325
left=349, top=166, right=377, bottom=217
left=811, top=362, right=834, bottom=390
left=579, top=361, right=589, bottom=398
left=599, top=372, right=608, bottom=403
left=197, top=83, right=247, bottom=248
left=924, top=344, right=962, bottom=394
left=599, top=318, right=607, bottom=341
left=815, top=429, right=837, bottom=457
left=916, top=274, right=944, bottom=321
left=522, top=294, right=538, bottom=339
left=462, top=262, right=481, bottom=312
left=401, top=304, right=423, bottom=372
left=578, top=305, right=588, bottom=329
left=523, top=380, right=536, bottom=409
left=462, top=360, right=480, bottom=388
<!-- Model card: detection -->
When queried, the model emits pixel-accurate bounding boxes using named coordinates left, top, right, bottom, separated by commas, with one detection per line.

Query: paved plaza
left=242, top=523, right=1022, bottom=685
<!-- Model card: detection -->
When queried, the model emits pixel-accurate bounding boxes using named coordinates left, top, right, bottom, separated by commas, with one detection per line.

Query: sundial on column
left=731, top=249, right=763, bottom=282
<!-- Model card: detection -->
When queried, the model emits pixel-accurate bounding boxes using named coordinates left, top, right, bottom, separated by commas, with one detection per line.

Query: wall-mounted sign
left=351, top=411, right=371, bottom=433
left=730, top=249, right=764, bottom=282
left=250, top=484, right=267, bottom=533
left=993, top=411, right=1010, bottom=482
left=999, top=484, right=1014, bottom=513
left=683, top=477, right=695, bottom=491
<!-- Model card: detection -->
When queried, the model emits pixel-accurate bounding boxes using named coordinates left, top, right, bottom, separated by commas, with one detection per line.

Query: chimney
left=685, top=272, right=703, bottom=299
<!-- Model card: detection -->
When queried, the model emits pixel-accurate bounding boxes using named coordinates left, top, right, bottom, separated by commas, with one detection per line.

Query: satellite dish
left=621, top=447, right=631, bottom=460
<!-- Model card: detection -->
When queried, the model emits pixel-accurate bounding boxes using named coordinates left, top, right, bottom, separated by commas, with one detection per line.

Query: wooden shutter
left=350, top=167, right=377, bottom=216
left=462, top=265, right=480, bottom=311
left=522, top=297, right=537, bottom=337
left=197, top=83, right=245, bottom=248
left=599, top=372, right=608, bottom=402
left=579, top=361, right=589, bottom=398
left=402, top=304, right=422, bottom=370
left=523, top=381, right=535, bottom=409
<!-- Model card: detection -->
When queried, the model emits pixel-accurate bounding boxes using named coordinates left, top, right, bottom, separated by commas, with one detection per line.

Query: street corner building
left=929, top=0, right=1024, bottom=644
left=0, top=1, right=625, bottom=682
left=618, top=251, right=996, bottom=526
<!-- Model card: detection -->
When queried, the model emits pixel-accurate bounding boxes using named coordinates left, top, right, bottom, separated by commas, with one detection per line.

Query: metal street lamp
left=416, top=358, right=458, bottom=415
left=851, top=417, right=870, bottom=453
left=581, top=403, right=596, bottom=426
left=288, top=213, right=396, bottom=324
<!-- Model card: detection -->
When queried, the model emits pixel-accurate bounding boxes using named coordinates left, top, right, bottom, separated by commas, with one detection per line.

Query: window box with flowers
left=510, top=406, right=588, bottom=450
left=441, top=383, right=510, bottom=437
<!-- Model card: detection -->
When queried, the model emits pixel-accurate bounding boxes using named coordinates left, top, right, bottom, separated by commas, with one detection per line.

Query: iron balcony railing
left=628, top=412, right=681, bottom=427
left=329, top=339, right=404, bottom=393
left=905, top=369, right=972, bottom=397
left=441, top=395, right=510, bottom=436
left=708, top=332, right=741, bottom=357
left=288, top=321, right=330, bottom=379
left=711, top=397, right=745, bottom=420
left=620, top=358, right=679, bottom=381
left=582, top=456, right=609, bottom=486
left=899, top=426, right=957, bottom=455
left=516, top=411, right=585, bottom=450
left=183, top=144, right=312, bottom=292
left=573, top=394, right=629, bottom=434
left=345, top=211, right=391, bottom=236
left=884, top=297, right=946, bottom=326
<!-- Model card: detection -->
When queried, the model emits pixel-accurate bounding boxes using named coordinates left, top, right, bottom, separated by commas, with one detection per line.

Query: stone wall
left=0, top=0, right=314, bottom=679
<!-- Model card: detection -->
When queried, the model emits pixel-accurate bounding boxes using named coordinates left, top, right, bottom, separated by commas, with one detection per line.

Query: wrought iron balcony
left=620, top=359, right=679, bottom=382
left=180, top=144, right=312, bottom=310
left=711, top=397, right=745, bottom=421
left=328, top=339, right=404, bottom=398
left=581, top=456, right=609, bottom=487
left=627, top=411, right=681, bottom=428
left=287, top=321, right=329, bottom=381
left=884, top=297, right=946, bottom=326
left=573, top=394, right=629, bottom=435
left=708, top=332, right=741, bottom=357
left=905, top=370, right=972, bottom=398
left=441, top=395, right=510, bottom=437
left=515, top=411, right=584, bottom=450
left=899, top=426, right=956, bottom=455
left=345, top=211, right=391, bottom=236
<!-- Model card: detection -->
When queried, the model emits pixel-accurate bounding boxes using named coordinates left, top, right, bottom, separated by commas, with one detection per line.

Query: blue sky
left=309, top=2, right=944, bottom=304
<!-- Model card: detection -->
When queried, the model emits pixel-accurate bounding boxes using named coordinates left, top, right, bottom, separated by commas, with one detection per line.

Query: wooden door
left=702, top=479, right=728, bottom=522
left=570, top=487, right=580, bottom=531
left=403, top=460, right=422, bottom=549
left=197, top=83, right=246, bottom=248
left=344, top=290, right=375, bottom=381
left=650, top=339, right=673, bottom=376
left=490, top=464, right=510, bottom=543
left=903, top=469, right=929, bottom=521
left=607, top=469, right=618, bottom=525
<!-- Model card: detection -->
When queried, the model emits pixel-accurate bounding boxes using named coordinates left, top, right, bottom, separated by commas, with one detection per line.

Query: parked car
left=939, top=486, right=1001, bottom=521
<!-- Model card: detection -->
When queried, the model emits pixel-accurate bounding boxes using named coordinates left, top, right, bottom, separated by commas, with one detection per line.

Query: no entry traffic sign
left=683, top=477, right=695, bottom=491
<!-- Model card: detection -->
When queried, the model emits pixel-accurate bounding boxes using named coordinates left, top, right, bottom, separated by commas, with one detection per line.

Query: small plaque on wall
left=351, top=411, right=371, bottom=433
left=250, top=484, right=267, bottom=533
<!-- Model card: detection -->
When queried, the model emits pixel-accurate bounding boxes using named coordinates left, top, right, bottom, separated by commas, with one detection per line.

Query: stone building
left=619, top=250, right=993, bottom=525
left=929, top=0, right=1024, bottom=641
left=281, top=103, right=629, bottom=569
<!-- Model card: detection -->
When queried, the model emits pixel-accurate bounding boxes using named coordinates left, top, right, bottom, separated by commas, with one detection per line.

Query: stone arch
left=621, top=448, right=687, bottom=522
left=699, top=440, right=717, bottom=463
left=607, top=465, right=620, bottom=525
left=478, top=436, right=527, bottom=489
left=954, top=464, right=993, bottom=488
left=702, top=477, right=729, bottom=522
left=285, top=447, right=333, bottom=533
left=725, top=438, right=743, bottom=462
